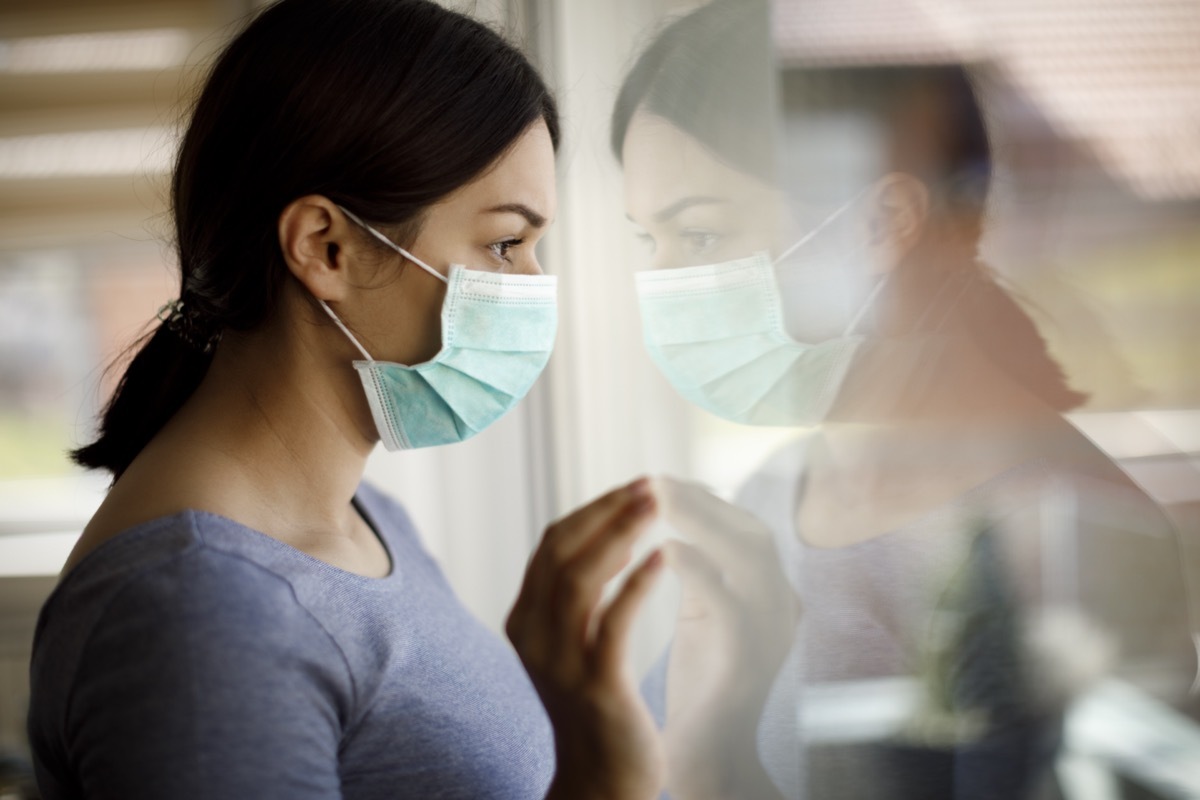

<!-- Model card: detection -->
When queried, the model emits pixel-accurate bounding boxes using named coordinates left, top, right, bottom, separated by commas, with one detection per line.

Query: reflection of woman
left=28, top=2, right=669, bottom=798
left=614, top=2, right=1196, bottom=798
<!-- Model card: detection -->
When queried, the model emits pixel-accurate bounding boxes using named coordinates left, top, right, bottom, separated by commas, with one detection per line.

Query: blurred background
left=0, top=0, right=1196, bottom=797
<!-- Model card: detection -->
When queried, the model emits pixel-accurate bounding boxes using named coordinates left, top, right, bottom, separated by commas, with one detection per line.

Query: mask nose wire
left=336, top=203, right=450, bottom=285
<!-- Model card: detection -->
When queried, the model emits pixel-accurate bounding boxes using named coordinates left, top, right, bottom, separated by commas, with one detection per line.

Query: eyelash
left=488, top=238, right=524, bottom=262
left=682, top=229, right=720, bottom=253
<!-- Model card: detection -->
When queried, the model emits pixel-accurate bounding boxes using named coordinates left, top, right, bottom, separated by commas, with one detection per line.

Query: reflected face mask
left=634, top=197, right=884, bottom=426
left=320, top=205, right=557, bottom=450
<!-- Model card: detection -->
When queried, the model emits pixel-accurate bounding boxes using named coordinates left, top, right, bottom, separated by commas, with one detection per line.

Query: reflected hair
left=73, top=0, right=559, bottom=478
left=611, top=0, right=778, bottom=182
left=611, top=0, right=1085, bottom=411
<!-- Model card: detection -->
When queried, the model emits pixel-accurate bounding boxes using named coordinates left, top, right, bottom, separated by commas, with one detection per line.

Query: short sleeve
left=64, top=548, right=352, bottom=800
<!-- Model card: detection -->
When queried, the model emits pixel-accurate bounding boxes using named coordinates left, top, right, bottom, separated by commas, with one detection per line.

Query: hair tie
left=156, top=297, right=221, bottom=353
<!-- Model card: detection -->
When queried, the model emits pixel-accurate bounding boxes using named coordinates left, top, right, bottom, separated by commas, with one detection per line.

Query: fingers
left=593, top=548, right=666, bottom=678
left=507, top=476, right=659, bottom=680
left=543, top=476, right=655, bottom=568
left=664, top=539, right=738, bottom=623
left=503, top=479, right=671, bottom=799
left=665, top=539, right=724, bottom=589
left=660, top=477, right=771, bottom=542
left=658, top=477, right=774, bottom=586
left=554, top=494, right=659, bottom=646
left=510, top=477, right=651, bottom=621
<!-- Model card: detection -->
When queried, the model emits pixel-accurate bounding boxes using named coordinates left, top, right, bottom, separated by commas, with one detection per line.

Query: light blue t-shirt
left=27, top=483, right=555, bottom=799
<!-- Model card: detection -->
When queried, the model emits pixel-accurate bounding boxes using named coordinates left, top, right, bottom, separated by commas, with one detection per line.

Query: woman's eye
left=488, top=238, right=523, bottom=262
left=681, top=229, right=721, bottom=255
left=637, top=232, right=656, bottom=254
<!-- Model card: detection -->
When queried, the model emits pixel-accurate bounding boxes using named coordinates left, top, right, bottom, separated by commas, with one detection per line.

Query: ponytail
left=71, top=321, right=214, bottom=479
left=905, top=264, right=1088, bottom=413
left=959, top=268, right=1089, bottom=412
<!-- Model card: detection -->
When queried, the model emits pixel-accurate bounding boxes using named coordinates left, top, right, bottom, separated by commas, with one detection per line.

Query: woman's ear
left=277, top=195, right=366, bottom=302
left=864, top=173, right=930, bottom=274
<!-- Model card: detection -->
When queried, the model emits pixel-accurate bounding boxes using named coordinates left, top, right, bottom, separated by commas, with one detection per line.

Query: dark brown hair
left=73, top=0, right=559, bottom=477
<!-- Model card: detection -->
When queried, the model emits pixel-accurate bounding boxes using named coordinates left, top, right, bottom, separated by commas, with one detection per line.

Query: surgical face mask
left=319, top=205, right=557, bottom=450
left=634, top=195, right=886, bottom=427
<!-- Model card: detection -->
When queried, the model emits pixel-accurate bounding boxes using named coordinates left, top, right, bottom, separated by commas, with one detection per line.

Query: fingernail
left=632, top=495, right=656, bottom=515
left=645, top=549, right=664, bottom=569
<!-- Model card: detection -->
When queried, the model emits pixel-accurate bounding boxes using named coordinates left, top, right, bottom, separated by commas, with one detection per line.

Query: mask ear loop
left=317, top=299, right=374, bottom=362
left=841, top=272, right=892, bottom=337
left=773, top=187, right=870, bottom=266
left=773, top=187, right=885, bottom=338
left=336, top=203, right=450, bottom=285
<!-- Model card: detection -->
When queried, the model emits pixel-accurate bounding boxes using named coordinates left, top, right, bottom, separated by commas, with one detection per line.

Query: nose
left=518, top=253, right=546, bottom=276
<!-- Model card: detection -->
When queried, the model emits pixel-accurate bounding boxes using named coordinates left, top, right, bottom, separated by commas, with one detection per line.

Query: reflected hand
left=507, top=477, right=667, bottom=800
left=658, top=477, right=798, bottom=800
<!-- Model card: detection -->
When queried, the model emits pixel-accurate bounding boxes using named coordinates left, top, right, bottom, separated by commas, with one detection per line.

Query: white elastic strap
left=336, top=203, right=449, bottom=285
left=317, top=299, right=374, bottom=361
left=773, top=186, right=869, bottom=266
left=842, top=271, right=892, bottom=337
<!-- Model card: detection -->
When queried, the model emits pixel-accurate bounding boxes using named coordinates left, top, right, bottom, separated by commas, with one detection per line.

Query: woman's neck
left=108, top=309, right=376, bottom=545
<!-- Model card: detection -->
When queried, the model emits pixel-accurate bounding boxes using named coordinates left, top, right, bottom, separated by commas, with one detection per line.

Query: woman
left=28, top=1, right=668, bottom=798
left=614, top=2, right=1196, bottom=798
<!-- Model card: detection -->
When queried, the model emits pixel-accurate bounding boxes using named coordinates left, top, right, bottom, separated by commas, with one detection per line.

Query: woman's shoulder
left=30, top=510, right=351, bottom=725
left=993, top=416, right=1175, bottom=535
left=38, top=481, right=431, bottom=670
left=37, top=507, right=373, bottom=683
left=39, top=511, right=322, bottom=649
left=28, top=511, right=356, bottom=798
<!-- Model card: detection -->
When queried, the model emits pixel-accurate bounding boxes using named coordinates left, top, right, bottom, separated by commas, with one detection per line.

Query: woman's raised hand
left=657, top=477, right=797, bottom=800
left=507, top=477, right=667, bottom=800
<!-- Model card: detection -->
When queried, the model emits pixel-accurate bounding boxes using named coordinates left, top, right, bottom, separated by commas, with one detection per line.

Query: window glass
left=591, top=1, right=1200, bottom=796
left=1, top=0, right=1197, bottom=795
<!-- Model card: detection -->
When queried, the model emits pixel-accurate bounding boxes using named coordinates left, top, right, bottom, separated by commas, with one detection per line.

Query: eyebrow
left=648, top=195, right=730, bottom=223
left=485, top=203, right=549, bottom=229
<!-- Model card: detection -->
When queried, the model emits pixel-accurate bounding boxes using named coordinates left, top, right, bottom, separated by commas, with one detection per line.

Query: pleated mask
left=319, top=205, right=557, bottom=450
left=634, top=196, right=885, bottom=427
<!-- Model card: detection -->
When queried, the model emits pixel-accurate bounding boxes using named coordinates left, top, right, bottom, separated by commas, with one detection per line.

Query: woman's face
left=353, top=120, right=557, bottom=366
left=621, top=109, right=891, bottom=343
left=622, top=110, right=798, bottom=270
